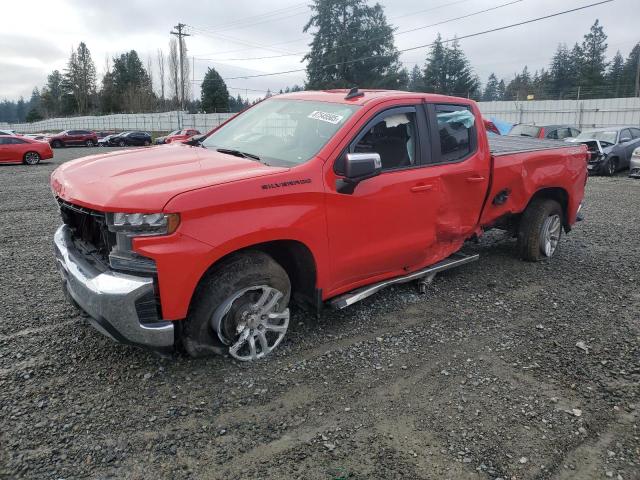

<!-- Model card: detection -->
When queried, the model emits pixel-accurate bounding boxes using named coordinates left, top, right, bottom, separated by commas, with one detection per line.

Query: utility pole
left=170, top=23, right=190, bottom=111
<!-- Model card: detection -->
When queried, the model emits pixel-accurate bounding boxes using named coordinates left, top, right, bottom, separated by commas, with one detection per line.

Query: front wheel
left=604, top=157, right=617, bottom=176
left=118, top=140, right=126, bottom=147
left=181, top=251, right=291, bottom=361
left=517, top=199, right=563, bottom=262
left=51, top=140, right=63, bottom=148
left=85, top=139, right=95, bottom=147
left=23, top=151, right=41, bottom=165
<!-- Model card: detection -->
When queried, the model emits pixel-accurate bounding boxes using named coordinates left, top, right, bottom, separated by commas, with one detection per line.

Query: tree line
left=2, top=0, right=639, bottom=123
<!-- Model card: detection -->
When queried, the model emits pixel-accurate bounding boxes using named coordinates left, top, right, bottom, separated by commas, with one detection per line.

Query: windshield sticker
left=308, top=111, right=344, bottom=124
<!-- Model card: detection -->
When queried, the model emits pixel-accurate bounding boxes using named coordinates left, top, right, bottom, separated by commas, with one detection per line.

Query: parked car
left=107, top=131, right=152, bottom=147
left=567, top=127, right=640, bottom=175
left=51, top=89, right=587, bottom=360
left=508, top=124, right=580, bottom=140
left=48, top=130, right=98, bottom=148
left=155, top=130, right=180, bottom=145
left=98, top=134, right=119, bottom=147
left=165, top=129, right=201, bottom=144
left=0, top=134, right=53, bottom=165
left=95, top=131, right=116, bottom=140
left=0, top=129, right=18, bottom=136
left=629, top=147, right=640, bottom=178
left=23, top=133, right=48, bottom=141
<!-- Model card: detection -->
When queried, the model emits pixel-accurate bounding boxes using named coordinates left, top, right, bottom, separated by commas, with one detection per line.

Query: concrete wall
left=477, top=97, right=640, bottom=128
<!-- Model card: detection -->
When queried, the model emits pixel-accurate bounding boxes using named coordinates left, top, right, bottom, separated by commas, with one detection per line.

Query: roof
left=276, top=89, right=473, bottom=106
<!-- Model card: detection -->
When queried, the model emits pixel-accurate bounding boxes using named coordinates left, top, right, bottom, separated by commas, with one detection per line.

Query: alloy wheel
left=24, top=152, right=40, bottom=165
left=540, top=214, right=562, bottom=257
left=212, top=285, right=289, bottom=361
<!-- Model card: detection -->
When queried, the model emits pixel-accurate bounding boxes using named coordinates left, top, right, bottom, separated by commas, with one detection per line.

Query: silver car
left=630, top=147, right=640, bottom=178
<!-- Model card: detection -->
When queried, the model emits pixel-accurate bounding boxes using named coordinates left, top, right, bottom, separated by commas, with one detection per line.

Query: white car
left=629, top=147, right=640, bottom=179
left=0, top=129, right=17, bottom=136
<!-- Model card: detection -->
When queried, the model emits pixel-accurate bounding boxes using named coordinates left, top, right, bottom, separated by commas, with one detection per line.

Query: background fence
left=2, top=97, right=640, bottom=134
left=477, top=96, right=640, bottom=128
left=0, top=111, right=235, bottom=134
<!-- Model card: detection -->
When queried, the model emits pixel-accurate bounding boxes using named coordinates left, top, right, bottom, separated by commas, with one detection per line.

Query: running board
left=328, top=252, right=479, bottom=310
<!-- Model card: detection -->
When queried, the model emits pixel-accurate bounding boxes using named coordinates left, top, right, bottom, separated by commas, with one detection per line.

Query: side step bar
left=328, top=252, right=479, bottom=310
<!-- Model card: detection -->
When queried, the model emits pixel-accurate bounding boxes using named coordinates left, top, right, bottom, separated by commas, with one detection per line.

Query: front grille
left=57, top=199, right=116, bottom=263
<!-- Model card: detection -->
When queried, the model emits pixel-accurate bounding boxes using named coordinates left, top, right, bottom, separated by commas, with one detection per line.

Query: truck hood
left=51, top=145, right=287, bottom=211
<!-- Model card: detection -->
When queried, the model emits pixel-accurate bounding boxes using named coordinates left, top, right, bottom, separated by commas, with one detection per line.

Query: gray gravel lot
left=1, top=147, right=639, bottom=480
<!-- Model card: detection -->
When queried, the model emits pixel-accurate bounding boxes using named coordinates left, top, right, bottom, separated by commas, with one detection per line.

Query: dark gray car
left=568, top=127, right=640, bottom=175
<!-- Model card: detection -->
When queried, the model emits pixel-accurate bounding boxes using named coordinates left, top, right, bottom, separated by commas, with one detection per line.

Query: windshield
left=508, top=124, right=541, bottom=137
left=168, top=130, right=180, bottom=136
left=576, top=130, right=617, bottom=144
left=202, top=99, right=359, bottom=166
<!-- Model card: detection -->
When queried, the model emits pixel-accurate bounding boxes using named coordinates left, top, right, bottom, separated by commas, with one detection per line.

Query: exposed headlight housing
left=106, top=212, right=180, bottom=236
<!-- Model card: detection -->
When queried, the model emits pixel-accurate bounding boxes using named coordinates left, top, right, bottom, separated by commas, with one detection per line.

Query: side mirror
left=337, top=152, right=382, bottom=194
left=344, top=152, right=382, bottom=180
left=620, top=137, right=632, bottom=143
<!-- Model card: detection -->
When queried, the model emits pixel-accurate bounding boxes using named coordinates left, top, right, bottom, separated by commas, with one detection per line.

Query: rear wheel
left=23, top=151, right=41, bottom=165
left=85, top=139, right=95, bottom=147
left=144, top=140, right=150, bottom=146
left=118, top=140, right=126, bottom=147
left=181, top=251, right=291, bottom=361
left=517, top=199, right=563, bottom=262
left=604, top=157, right=618, bottom=176
left=51, top=140, right=63, bottom=148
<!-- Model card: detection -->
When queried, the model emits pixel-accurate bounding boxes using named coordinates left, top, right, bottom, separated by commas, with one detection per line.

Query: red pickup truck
left=51, top=89, right=587, bottom=361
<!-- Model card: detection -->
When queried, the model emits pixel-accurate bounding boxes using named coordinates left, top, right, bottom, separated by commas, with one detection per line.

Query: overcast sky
left=2, top=0, right=638, bottom=102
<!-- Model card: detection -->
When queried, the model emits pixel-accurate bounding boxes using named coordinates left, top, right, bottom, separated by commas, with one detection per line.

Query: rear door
left=619, top=129, right=636, bottom=166
left=0, top=137, right=11, bottom=162
left=424, top=103, right=490, bottom=242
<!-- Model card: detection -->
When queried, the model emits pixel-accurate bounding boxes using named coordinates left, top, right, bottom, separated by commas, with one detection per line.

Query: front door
left=324, top=105, right=441, bottom=295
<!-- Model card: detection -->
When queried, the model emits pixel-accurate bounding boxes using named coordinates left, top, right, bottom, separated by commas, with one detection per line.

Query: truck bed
left=489, top=136, right=575, bottom=156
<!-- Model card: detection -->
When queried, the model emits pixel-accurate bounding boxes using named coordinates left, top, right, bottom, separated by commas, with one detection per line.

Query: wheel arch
left=190, top=239, right=321, bottom=316
left=526, top=187, right=570, bottom=230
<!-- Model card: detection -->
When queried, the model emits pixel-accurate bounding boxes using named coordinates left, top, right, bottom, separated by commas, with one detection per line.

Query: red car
left=0, top=135, right=53, bottom=165
left=51, top=89, right=587, bottom=360
left=48, top=129, right=98, bottom=148
left=164, top=129, right=201, bottom=144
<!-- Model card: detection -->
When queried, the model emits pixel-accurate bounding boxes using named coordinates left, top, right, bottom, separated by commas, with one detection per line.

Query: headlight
left=106, top=212, right=180, bottom=236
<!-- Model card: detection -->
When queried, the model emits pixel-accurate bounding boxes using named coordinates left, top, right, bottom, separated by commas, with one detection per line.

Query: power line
left=193, top=2, right=308, bottom=32
left=196, top=0, right=524, bottom=62
left=221, top=0, right=613, bottom=81
left=189, top=0, right=476, bottom=58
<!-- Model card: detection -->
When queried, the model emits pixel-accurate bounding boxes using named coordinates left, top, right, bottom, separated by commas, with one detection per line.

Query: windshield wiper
left=216, top=148, right=261, bottom=161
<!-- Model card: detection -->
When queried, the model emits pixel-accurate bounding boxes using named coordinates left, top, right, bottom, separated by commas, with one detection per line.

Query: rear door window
left=620, top=129, right=632, bottom=142
left=431, top=104, right=476, bottom=163
left=630, top=128, right=640, bottom=139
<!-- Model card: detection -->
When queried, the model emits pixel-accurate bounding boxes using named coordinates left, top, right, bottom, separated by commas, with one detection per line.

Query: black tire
left=517, top=198, right=563, bottom=262
left=118, top=140, right=126, bottom=147
left=181, top=251, right=291, bottom=358
left=144, top=140, right=150, bottom=146
left=85, top=139, right=95, bottom=147
left=51, top=140, right=63, bottom=148
left=604, top=157, right=617, bottom=176
left=23, top=151, right=41, bottom=165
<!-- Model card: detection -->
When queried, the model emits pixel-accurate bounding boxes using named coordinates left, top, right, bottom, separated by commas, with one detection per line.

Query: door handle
left=466, top=176, right=486, bottom=183
left=410, top=184, right=433, bottom=192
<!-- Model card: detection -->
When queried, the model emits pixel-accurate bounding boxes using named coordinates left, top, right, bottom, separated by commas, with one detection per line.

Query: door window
left=620, top=129, right=632, bottom=142
left=352, top=111, right=418, bottom=170
left=555, top=128, right=573, bottom=140
left=630, top=128, right=640, bottom=139
left=546, top=129, right=559, bottom=139
left=433, top=104, right=475, bottom=163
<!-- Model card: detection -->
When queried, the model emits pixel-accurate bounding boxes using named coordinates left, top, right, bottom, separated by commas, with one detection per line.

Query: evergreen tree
left=201, top=67, right=229, bottom=112
left=496, top=79, right=506, bottom=100
left=63, top=42, right=97, bottom=114
left=304, top=0, right=406, bottom=89
left=607, top=51, right=625, bottom=97
left=446, top=38, right=479, bottom=97
left=15, top=97, right=26, bottom=122
left=483, top=73, right=499, bottom=101
left=110, top=50, right=155, bottom=112
left=423, top=34, right=448, bottom=93
left=622, top=43, right=640, bottom=97
left=407, top=65, right=423, bottom=92
left=505, top=66, right=532, bottom=100
left=549, top=44, right=576, bottom=99
left=579, top=20, right=608, bottom=97
left=25, top=108, right=43, bottom=122
left=41, top=70, right=64, bottom=117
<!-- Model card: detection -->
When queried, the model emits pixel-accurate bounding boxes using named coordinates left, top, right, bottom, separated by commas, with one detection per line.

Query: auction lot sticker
left=308, top=111, right=344, bottom=124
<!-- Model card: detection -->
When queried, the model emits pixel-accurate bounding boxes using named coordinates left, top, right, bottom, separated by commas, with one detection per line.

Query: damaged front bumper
left=53, top=225, right=175, bottom=351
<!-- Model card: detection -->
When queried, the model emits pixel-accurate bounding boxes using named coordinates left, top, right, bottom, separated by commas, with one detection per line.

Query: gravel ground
left=0, top=147, right=639, bottom=480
